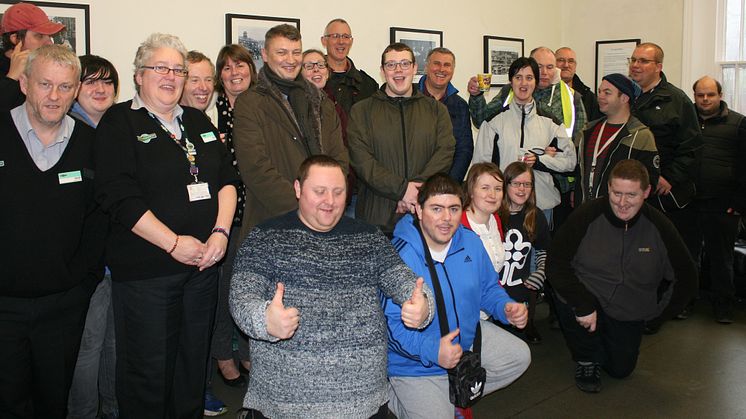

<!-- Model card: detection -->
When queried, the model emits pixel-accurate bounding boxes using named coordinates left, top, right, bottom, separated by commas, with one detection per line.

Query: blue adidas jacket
left=383, top=214, right=514, bottom=377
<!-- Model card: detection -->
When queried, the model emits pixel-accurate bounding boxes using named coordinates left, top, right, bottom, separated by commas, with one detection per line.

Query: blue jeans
left=68, top=276, right=118, bottom=418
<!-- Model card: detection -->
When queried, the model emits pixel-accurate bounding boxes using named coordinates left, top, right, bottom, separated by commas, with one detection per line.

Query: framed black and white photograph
left=483, top=36, right=524, bottom=86
left=595, top=39, right=640, bottom=91
left=0, top=1, right=90, bottom=55
left=225, top=13, right=300, bottom=72
left=389, top=27, right=443, bottom=82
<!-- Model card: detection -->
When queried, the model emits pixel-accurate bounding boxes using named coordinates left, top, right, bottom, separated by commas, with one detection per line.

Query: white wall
left=560, top=0, right=685, bottom=90
left=682, top=0, right=719, bottom=97
left=83, top=0, right=563, bottom=100
left=74, top=0, right=693, bottom=100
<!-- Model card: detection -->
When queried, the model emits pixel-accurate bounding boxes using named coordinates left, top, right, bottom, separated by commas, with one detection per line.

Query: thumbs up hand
left=265, top=283, right=300, bottom=340
left=401, top=278, right=429, bottom=328
left=438, top=328, right=463, bottom=369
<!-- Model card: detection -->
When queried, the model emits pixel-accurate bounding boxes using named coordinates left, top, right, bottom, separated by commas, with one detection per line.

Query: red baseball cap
left=1, top=3, right=65, bottom=35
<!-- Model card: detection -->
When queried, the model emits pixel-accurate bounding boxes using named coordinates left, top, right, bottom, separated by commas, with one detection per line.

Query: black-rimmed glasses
left=140, top=65, right=188, bottom=77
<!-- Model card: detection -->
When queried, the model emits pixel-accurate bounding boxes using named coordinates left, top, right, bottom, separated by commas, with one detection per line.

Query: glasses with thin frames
left=302, top=61, right=328, bottom=71
left=509, top=181, right=533, bottom=189
left=627, top=57, right=658, bottom=65
left=323, top=33, right=353, bottom=40
left=140, top=65, right=188, bottom=77
left=383, top=60, right=413, bottom=71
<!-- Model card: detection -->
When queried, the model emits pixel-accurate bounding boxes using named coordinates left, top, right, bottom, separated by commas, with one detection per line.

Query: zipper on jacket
left=440, top=263, right=462, bottom=343
left=520, top=106, right=526, bottom=149
left=398, top=99, right=409, bottom=177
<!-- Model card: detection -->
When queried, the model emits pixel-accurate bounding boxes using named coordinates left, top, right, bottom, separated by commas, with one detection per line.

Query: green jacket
left=348, top=88, right=455, bottom=233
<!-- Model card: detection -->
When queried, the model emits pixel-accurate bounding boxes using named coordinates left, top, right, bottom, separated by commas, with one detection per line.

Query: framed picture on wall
left=595, top=39, right=640, bottom=91
left=225, top=13, right=300, bottom=72
left=483, top=36, right=524, bottom=86
left=0, top=1, right=90, bottom=55
left=389, top=26, right=443, bottom=82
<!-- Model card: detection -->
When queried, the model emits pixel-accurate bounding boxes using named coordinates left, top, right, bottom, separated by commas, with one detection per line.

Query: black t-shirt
left=500, top=207, right=550, bottom=302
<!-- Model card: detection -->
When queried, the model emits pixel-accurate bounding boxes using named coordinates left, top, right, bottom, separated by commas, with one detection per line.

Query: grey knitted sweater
left=230, top=211, right=434, bottom=418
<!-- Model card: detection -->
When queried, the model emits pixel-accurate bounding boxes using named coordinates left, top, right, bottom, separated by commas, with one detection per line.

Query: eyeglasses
left=140, top=65, right=188, bottom=77
left=509, top=181, right=533, bottom=189
left=383, top=60, right=413, bottom=71
left=627, top=57, right=658, bottom=65
left=302, top=61, right=328, bottom=71
left=323, top=33, right=353, bottom=40
left=556, top=58, right=576, bottom=65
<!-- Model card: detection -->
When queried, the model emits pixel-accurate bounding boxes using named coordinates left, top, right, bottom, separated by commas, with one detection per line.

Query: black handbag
left=414, top=218, right=486, bottom=408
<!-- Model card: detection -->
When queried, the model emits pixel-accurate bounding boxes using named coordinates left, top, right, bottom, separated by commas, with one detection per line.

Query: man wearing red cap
left=1, top=2, right=64, bottom=110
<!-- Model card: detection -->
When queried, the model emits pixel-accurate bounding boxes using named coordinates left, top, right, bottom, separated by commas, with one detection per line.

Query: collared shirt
left=11, top=103, right=75, bottom=171
left=131, top=94, right=184, bottom=137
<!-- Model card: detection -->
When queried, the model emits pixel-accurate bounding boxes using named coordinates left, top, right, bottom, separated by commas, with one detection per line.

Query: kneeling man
left=230, top=155, right=434, bottom=418
left=548, top=159, right=697, bottom=393
left=383, top=174, right=531, bottom=419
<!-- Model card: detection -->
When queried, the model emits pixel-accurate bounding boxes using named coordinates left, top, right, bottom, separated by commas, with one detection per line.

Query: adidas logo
left=470, top=381, right=483, bottom=399
left=464, top=256, right=472, bottom=263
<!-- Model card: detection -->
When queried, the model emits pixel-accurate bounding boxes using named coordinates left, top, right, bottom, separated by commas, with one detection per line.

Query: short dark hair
left=324, top=18, right=350, bottom=34
left=302, top=48, right=326, bottom=61
left=464, top=162, right=504, bottom=209
left=637, top=42, right=664, bottom=63
left=417, top=173, right=463, bottom=207
left=381, top=42, right=414, bottom=66
left=508, top=57, right=540, bottom=84
left=296, top=155, right=344, bottom=187
left=692, top=76, right=722, bottom=95
left=426, top=47, right=455, bottom=64
left=265, top=24, right=301, bottom=49
left=1, top=29, right=25, bottom=53
left=79, top=54, right=120, bottom=93
left=608, top=159, right=650, bottom=190
left=215, top=44, right=257, bottom=94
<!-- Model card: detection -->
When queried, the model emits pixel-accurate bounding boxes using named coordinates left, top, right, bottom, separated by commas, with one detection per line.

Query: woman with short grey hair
left=95, top=33, right=239, bottom=418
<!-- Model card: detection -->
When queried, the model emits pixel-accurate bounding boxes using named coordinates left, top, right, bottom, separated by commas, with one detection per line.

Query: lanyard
left=588, top=121, right=624, bottom=197
left=148, top=112, right=200, bottom=182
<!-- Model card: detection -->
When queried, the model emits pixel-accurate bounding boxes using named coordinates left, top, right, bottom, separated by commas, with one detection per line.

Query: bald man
left=690, top=76, right=746, bottom=324
left=556, top=46, right=601, bottom=120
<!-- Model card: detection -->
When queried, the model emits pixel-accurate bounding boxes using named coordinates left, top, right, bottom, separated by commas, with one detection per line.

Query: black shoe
left=524, top=323, right=542, bottom=344
left=675, top=307, right=690, bottom=320
left=575, top=361, right=602, bottom=393
left=643, top=322, right=661, bottom=335
left=715, top=305, right=734, bottom=324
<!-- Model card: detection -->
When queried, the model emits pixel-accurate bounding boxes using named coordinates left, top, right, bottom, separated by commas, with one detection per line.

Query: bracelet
left=211, top=227, right=229, bottom=239
left=167, top=235, right=179, bottom=254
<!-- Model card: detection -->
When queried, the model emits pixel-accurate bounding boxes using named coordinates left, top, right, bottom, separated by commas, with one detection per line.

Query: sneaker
left=574, top=361, right=601, bottom=393
left=715, top=305, right=734, bottom=324
left=455, top=406, right=473, bottom=419
left=204, top=390, right=228, bottom=417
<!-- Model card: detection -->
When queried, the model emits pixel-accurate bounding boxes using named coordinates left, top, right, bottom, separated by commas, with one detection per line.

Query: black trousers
left=693, top=209, right=740, bottom=304
left=112, top=268, right=218, bottom=419
left=0, top=280, right=92, bottom=418
left=554, top=293, right=644, bottom=378
left=211, top=226, right=250, bottom=361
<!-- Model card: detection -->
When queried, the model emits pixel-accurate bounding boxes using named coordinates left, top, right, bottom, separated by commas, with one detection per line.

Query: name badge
left=58, top=170, right=83, bottom=184
left=187, top=182, right=211, bottom=201
left=137, top=133, right=157, bottom=143
left=200, top=132, right=218, bottom=143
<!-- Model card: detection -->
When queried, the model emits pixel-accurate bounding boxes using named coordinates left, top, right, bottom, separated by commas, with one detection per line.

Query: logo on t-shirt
left=501, top=228, right=532, bottom=287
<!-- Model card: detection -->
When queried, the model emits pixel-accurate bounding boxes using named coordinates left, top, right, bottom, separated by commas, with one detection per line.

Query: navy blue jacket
left=419, top=77, right=473, bottom=181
